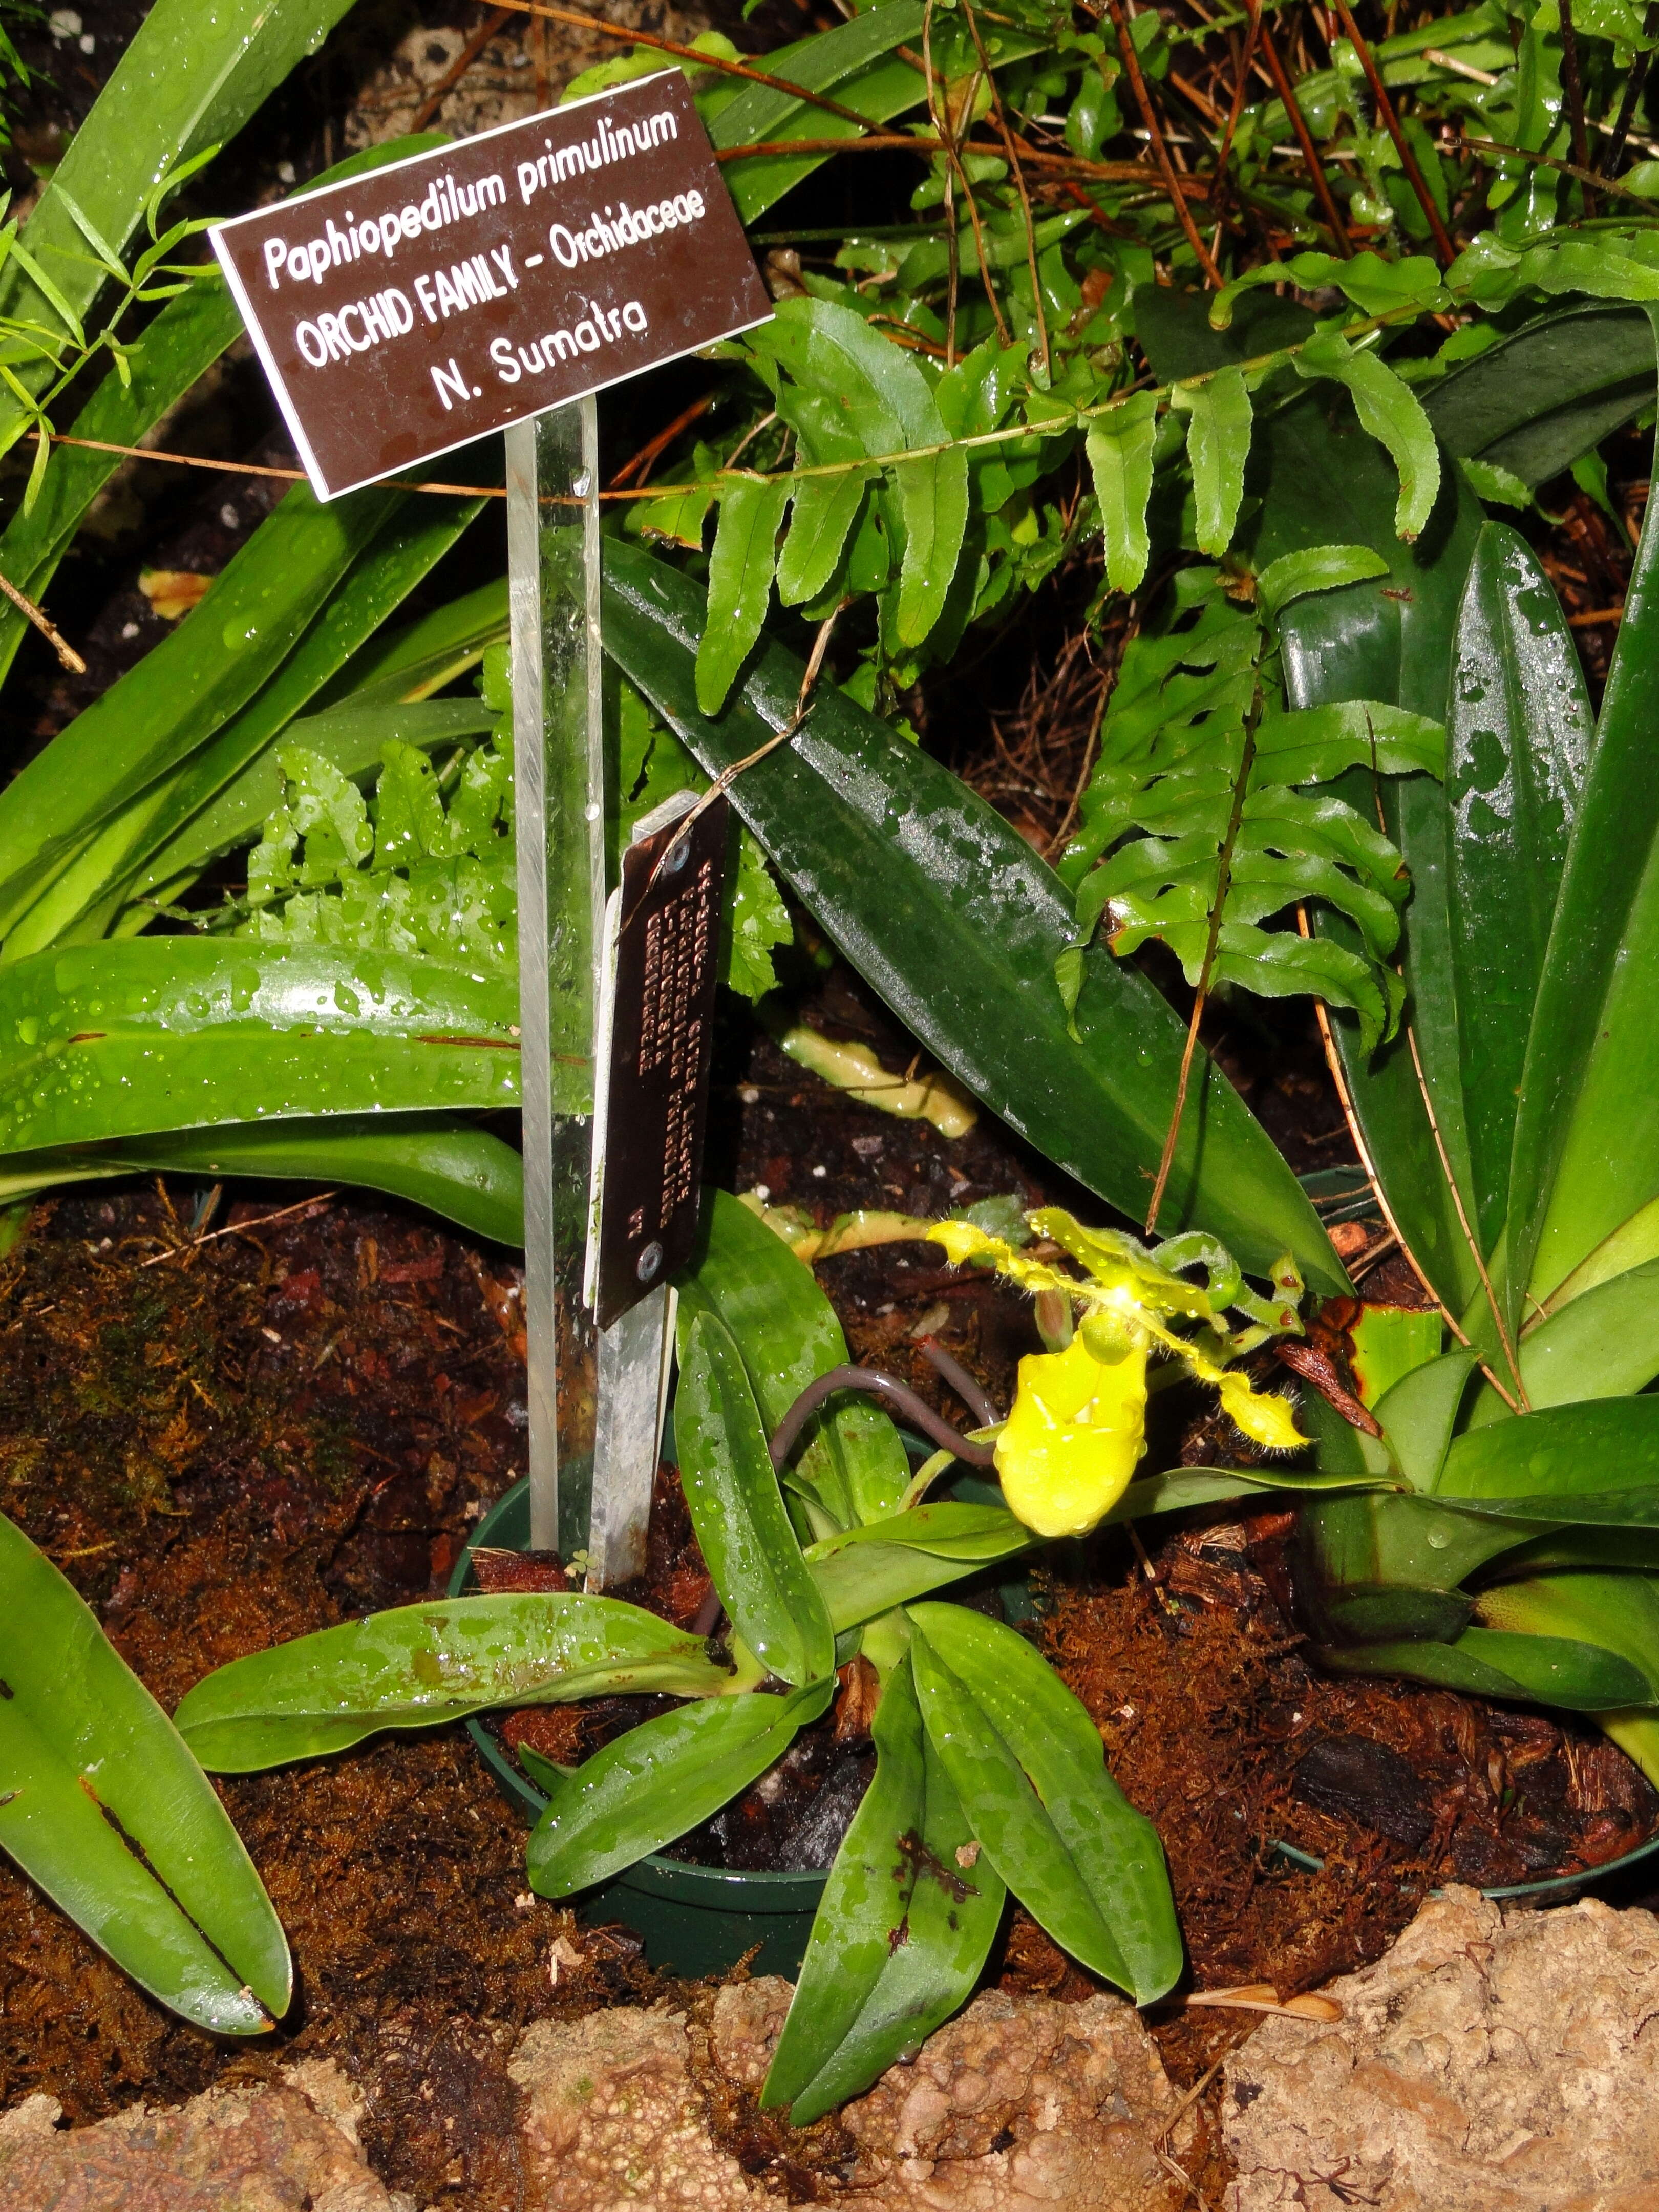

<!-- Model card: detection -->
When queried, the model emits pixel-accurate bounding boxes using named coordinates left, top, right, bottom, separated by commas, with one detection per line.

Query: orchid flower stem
left=916, top=1337, right=1001, bottom=1428
left=768, top=1366, right=997, bottom=1472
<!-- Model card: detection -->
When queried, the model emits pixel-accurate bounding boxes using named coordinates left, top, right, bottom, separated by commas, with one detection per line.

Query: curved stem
left=769, top=1365, right=997, bottom=1472
left=915, top=1337, right=1001, bottom=1428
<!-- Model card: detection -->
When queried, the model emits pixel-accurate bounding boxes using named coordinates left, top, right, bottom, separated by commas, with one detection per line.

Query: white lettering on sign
left=209, top=73, right=771, bottom=501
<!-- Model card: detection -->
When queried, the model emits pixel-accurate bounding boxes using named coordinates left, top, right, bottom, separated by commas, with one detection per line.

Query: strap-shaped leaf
left=676, top=1309, right=836, bottom=1686
left=603, top=543, right=1345, bottom=1294
left=806, top=1502, right=1036, bottom=1564
left=1425, top=300, right=1654, bottom=488
left=677, top=1189, right=908, bottom=1529
left=1492, top=1258, right=1659, bottom=1416
left=175, top=1592, right=732, bottom=1770
left=0, top=1116, right=523, bottom=1246
left=811, top=1538, right=1030, bottom=1632
left=0, top=136, right=452, bottom=689
left=1478, top=1571, right=1659, bottom=1702
left=526, top=1676, right=834, bottom=1897
left=1510, top=317, right=1659, bottom=1314
left=1293, top=334, right=1441, bottom=541
left=1324, top=1626, right=1651, bottom=1710
left=1172, top=366, right=1252, bottom=556
left=1, top=1512, right=290, bottom=2032
left=1438, top=1397, right=1659, bottom=1502
left=0, top=937, right=527, bottom=1159
left=0, top=483, right=400, bottom=933
left=0, top=0, right=360, bottom=450
left=1371, top=1349, right=1476, bottom=1492
left=1085, top=394, right=1158, bottom=592
left=707, top=13, right=1048, bottom=226
left=763, top=1649, right=1004, bottom=2124
left=907, top=1603, right=1179, bottom=2002
left=1445, top=523, right=1592, bottom=1254
left=696, top=477, right=792, bottom=716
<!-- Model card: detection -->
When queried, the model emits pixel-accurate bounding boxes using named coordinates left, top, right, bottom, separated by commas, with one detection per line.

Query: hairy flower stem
left=769, top=1366, right=997, bottom=1472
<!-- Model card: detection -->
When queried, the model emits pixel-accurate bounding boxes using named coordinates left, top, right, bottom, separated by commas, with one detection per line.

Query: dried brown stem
left=410, top=5, right=514, bottom=134
left=1096, top=0, right=1225, bottom=285
left=1328, top=0, right=1456, bottom=263
left=1557, top=0, right=1594, bottom=203
left=962, top=0, right=1051, bottom=375
left=1249, top=0, right=1353, bottom=254
left=0, top=567, right=84, bottom=673
left=492, top=0, right=880, bottom=130
left=1602, top=11, right=1659, bottom=175
left=1403, top=1025, right=1529, bottom=1409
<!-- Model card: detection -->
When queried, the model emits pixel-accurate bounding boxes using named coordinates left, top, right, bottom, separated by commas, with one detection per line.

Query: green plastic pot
left=449, top=1477, right=826, bottom=1977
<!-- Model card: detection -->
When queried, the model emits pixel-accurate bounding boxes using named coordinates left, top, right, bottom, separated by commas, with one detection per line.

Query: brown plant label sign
left=210, top=72, right=772, bottom=499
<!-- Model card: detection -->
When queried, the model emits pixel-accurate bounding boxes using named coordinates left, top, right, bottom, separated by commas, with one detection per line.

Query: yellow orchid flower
left=927, top=1209, right=1308, bottom=1538
left=996, top=1334, right=1149, bottom=1537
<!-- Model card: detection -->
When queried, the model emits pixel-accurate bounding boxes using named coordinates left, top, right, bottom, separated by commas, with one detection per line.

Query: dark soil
left=0, top=1177, right=663, bottom=2207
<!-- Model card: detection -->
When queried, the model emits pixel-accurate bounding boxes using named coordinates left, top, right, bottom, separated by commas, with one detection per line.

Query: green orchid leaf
left=763, top=1648, right=1004, bottom=2125
left=697, top=476, right=792, bottom=716
left=526, top=1676, right=834, bottom=1897
left=1424, top=301, right=1654, bottom=487
left=811, top=1541, right=1018, bottom=1631
left=1371, top=1349, right=1477, bottom=1491
left=320, top=577, right=509, bottom=709
left=676, top=1309, right=836, bottom=1687
left=0, top=937, right=524, bottom=1159
left=677, top=1189, right=909, bottom=1530
left=1510, top=319, right=1659, bottom=1315
left=0, top=1116, right=524, bottom=1246
left=0, top=136, right=451, bottom=689
left=1438, top=1397, right=1659, bottom=1501
left=1, top=1511, right=290, bottom=2032
left=0, top=0, right=360, bottom=455
left=907, top=1602, right=1180, bottom=2003
left=175, top=1593, right=733, bottom=1771
left=1445, top=523, right=1591, bottom=1253
left=707, top=7, right=1044, bottom=226
left=806, top=1502, right=1038, bottom=1564
left=1478, top=1571, right=1659, bottom=1703
left=1507, top=1259, right=1659, bottom=1412
left=1321, top=1626, right=1651, bottom=1710
left=603, top=542, right=1345, bottom=1295
left=1086, top=395, right=1158, bottom=593
left=0, top=484, right=402, bottom=938
left=1108, top=1466, right=1393, bottom=1519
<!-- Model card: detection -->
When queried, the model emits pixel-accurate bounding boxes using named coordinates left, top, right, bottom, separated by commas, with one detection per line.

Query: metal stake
left=508, top=399, right=676, bottom=1578
left=507, top=400, right=605, bottom=1559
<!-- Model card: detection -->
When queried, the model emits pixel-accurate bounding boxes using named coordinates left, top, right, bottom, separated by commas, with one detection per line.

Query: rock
left=1224, top=1884, right=1659, bottom=2211
left=0, top=2073, right=411, bottom=2212
left=509, top=1980, right=1191, bottom=2211
left=836, top=1988, right=1193, bottom=2212
left=510, top=2006, right=771, bottom=2208
left=710, top=1977, right=795, bottom=2090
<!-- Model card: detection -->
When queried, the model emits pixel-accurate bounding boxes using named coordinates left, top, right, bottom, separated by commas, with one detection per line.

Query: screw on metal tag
left=588, top=793, right=728, bottom=1329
